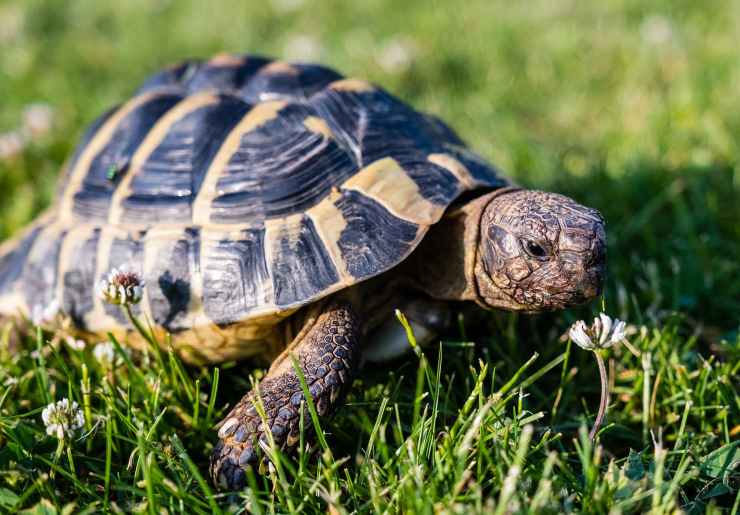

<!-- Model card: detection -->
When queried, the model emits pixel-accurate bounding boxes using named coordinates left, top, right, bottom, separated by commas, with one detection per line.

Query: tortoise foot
left=210, top=300, right=361, bottom=489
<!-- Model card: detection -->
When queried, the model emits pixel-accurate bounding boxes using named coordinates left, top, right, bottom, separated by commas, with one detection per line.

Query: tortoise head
left=474, top=189, right=606, bottom=312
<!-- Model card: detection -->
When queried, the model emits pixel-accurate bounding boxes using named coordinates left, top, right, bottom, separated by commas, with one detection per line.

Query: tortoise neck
left=403, top=188, right=518, bottom=305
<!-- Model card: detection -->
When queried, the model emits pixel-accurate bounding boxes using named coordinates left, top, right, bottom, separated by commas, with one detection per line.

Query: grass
left=0, top=0, right=738, bottom=512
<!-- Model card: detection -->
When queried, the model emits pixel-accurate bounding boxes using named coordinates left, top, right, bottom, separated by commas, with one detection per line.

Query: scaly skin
left=210, top=188, right=606, bottom=489
left=476, top=189, right=606, bottom=311
left=210, top=300, right=361, bottom=490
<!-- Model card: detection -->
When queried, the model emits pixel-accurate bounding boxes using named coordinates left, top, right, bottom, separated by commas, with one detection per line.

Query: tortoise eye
left=523, top=239, right=549, bottom=259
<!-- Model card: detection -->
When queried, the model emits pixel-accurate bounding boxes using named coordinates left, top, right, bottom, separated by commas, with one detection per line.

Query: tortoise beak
left=579, top=266, right=605, bottom=301
left=578, top=232, right=607, bottom=302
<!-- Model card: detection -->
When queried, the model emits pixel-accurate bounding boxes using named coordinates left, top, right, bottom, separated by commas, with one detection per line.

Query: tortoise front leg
left=210, top=299, right=361, bottom=489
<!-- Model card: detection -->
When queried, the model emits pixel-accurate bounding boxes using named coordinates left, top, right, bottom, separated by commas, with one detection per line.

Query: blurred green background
left=1, top=0, right=739, bottom=333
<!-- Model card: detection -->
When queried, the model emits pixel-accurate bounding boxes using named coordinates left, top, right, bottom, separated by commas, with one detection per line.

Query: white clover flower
left=640, top=15, right=674, bottom=46
left=31, top=298, right=60, bottom=326
left=568, top=313, right=627, bottom=351
left=270, top=0, right=305, bottom=13
left=41, top=398, right=84, bottom=440
left=64, top=335, right=86, bottom=351
left=568, top=313, right=626, bottom=440
left=3, top=376, right=19, bottom=387
left=0, top=131, right=25, bottom=160
left=376, top=37, right=418, bottom=74
left=594, top=313, right=626, bottom=347
left=22, top=103, right=55, bottom=138
left=569, top=320, right=593, bottom=350
left=97, top=264, right=145, bottom=306
left=283, top=33, right=323, bottom=61
left=93, top=341, right=117, bottom=366
left=0, top=5, right=24, bottom=44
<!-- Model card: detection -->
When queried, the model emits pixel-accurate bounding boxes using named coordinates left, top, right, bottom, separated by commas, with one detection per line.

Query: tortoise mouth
left=513, top=259, right=606, bottom=312
left=473, top=188, right=607, bottom=313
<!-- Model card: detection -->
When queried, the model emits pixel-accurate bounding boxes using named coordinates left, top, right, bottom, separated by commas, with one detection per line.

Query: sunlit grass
left=1, top=306, right=737, bottom=512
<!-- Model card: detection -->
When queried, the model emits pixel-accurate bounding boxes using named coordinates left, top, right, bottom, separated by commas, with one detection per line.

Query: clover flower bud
left=97, top=264, right=145, bottom=306
left=64, top=335, right=86, bottom=351
left=31, top=298, right=60, bottom=326
left=93, top=341, right=119, bottom=366
left=568, top=313, right=626, bottom=350
left=41, top=398, right=84, bottom=440
left=567, top=312, right=628, bottom=440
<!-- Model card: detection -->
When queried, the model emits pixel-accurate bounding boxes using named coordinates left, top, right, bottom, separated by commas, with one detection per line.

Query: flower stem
left=124, top=305, right=153, bottom=345
left=124, top=304, right=167, bottom=373
left=589, top=350, right=609, bottom=440
left=66, top=444, right=78, bottom=481
left=81, top=364, right=93, bottom=452
left=51, top=438, right=64, bottom=479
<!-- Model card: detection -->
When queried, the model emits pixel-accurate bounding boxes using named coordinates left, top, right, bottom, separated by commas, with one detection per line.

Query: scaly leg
left=210, top=299, right=361, bottom=489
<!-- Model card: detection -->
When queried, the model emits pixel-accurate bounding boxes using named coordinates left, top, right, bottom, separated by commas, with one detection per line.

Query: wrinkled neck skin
left=405, top=187, right=607, bottom=314
left=401, top=188, right=515, bottom=308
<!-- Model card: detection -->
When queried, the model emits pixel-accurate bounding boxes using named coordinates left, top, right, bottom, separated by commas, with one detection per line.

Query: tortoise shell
left=0, top=54, right=507, bottom=359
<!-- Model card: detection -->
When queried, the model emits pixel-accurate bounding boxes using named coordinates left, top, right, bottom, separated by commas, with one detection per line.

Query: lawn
left=0, top=0, right=738, bottom=513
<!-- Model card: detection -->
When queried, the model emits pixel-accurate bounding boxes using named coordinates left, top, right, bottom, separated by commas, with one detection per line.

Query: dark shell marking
left=0, top=54, right=507, bottom=336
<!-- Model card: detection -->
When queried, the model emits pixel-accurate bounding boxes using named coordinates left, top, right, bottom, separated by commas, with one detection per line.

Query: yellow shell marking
left=262, top=213, right=302, bottom=306
left=303, top=116, right=334, bottom=139
left=304, top=190, right=351, bottom=282
left=329, top=79, right=375, bottom=93
left=261, top=61, right=299, bottom=75
left=58, top=92, right=166, bottom=222
left=0, top=215, right=61, bottom=316
left=54, top=224, right=98, bottom=326
left=207, top=53, right=246, bottom=67
left=428, top=153, right=478, bottom=190
left=108, top=93, right=221, bottom=224
left=341, top=157, right=442, bottom=225
left=192, top=100, right=288, bottom=226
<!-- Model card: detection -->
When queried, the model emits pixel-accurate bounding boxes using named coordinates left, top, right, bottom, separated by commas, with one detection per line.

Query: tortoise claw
left=210, top=300, right=361, bottom=489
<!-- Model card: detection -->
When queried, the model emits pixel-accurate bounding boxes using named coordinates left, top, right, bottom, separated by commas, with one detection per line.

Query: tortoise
left=0, top=54, right=606, bottom=488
